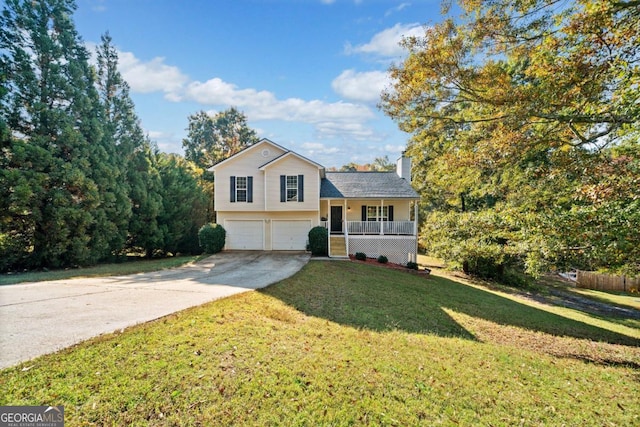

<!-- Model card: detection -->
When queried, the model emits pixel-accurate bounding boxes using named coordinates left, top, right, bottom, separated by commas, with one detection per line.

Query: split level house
left=209, top=139, right=420, bottom=264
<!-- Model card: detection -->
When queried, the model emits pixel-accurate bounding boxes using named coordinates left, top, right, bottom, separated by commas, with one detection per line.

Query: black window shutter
left=298, top=174, right=304, bottom=202
left=388, top=205, right=394, bottom=221
left=230, top=176, right=236, bottom=203
left=361, top=206, right=367, bottom=221
left=247, top=176, right=253, bottom=203
left=280, top=175, right=286, bottom=202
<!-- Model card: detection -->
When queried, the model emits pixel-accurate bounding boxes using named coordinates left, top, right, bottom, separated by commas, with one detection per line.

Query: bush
left=355, top=252, right=367, bottom=261
left=198, top=223, right=226, bottom=254
left=308, top=226, right=328, bottom=256
left=406, top=261, right=419, bottom=270
left=462, top=256, right=504, bottom=279
left=377, top=255, right=388, bottom=264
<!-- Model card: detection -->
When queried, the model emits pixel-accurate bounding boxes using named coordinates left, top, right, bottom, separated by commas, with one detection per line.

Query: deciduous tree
left=182, top=107, right=259, bottom=169
left=182, top=107, right=258, bottom=221
left=381, top=0, right=640, bottom=277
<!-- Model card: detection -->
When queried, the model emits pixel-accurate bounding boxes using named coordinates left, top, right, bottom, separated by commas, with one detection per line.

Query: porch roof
left=320, top=172, right=419, bottom=199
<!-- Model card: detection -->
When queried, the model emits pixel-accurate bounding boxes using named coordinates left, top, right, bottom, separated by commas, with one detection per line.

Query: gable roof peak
left=259, top=150, right=324, bottom=170
left=209, top=138, right=325, bottom=172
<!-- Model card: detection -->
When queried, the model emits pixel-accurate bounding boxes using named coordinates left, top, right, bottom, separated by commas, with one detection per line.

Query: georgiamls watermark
left=0, top=406, right=64, bottom=427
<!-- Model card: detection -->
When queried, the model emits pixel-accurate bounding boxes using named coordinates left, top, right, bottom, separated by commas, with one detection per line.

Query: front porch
left=320, top=199, right=418, bottom=264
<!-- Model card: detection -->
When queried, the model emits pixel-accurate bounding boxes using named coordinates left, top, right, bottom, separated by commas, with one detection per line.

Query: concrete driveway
left=0, top=251, right=310, bottom=369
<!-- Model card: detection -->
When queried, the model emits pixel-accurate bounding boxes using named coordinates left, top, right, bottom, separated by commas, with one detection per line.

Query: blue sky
left=74, top=0, right=448, bottom=168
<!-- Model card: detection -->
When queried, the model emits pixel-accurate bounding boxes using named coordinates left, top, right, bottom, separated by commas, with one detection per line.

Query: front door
left=330, top=206, right=343, bottom=233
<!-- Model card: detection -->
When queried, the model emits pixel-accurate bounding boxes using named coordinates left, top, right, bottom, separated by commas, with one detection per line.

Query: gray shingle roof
left=320, top=172, right=419, bottom=199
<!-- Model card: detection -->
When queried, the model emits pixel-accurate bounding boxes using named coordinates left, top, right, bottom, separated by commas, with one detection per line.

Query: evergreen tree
left=127, top=139, right=165, bottom=258
left=92, top=33, right=168, bottom=258
left=157, top=154, right=208, bottom=255
left=93, top=32, right=140, bottom=257
left=0, top=0, right=104, bottom=268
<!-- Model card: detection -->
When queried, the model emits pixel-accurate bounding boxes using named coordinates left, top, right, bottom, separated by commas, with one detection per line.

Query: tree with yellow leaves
left=381, top=0, right=639, bottom=278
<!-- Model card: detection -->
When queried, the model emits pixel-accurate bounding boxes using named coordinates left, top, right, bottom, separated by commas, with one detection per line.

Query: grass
left=570, top=287, right=640, bottom=311
left=1, top=260, right=639, bottom=426
left=0, top=255, right=205, bottom=286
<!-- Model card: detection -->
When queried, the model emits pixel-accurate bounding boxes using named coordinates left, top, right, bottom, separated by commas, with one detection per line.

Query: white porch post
left=327, top=199, right=331, bottom=256
left=343, top=199, right=347, bottom=233
left=344, top=199, right=349, bottom=256
left=380, top=199, right=384, bottom=235
left=413, top=201, right=418, bottom=236
left=414, top=201, right=419, bottom=262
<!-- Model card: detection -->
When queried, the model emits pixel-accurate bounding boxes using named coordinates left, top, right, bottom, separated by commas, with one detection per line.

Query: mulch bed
left=349, top=255, right=431, bottom=276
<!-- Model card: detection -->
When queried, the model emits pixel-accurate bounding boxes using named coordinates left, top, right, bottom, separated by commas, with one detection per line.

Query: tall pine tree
left=127, top=139, right=165, bottom=258
left=0, top=0, right=124, bottom=269
left=157, top=153, right=208, bottom=255
left=1, top=0, right=95, bottom=268
left=93, top=33, right=166, bottom=257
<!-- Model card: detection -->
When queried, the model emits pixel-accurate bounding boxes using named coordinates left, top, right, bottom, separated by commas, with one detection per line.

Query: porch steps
left=329, top=236, right=348, bottom=258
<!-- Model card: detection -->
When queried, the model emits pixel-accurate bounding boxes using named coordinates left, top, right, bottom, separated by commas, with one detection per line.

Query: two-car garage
left=224, top=219, right=312, bottom=251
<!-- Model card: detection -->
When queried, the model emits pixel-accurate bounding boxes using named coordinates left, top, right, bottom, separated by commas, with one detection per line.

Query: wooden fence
left=576, top=270, right=640, bottom=292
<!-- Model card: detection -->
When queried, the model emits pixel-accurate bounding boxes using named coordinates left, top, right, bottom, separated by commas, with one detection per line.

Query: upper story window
left=286, top=175, right=298, bottom=202
left=236, top=177, right=247, bottom=202
left=230, top=176, right=252, bottom=203
left=280, top=174, right=304, bottom=203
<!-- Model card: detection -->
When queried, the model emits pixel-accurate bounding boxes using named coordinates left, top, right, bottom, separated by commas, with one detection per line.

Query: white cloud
left=384, top=144, right=405, bottom=153
left=385, top=2, right=411, bottom=17
left=181, top=77, right=375, bottom=138
left=331, top=69, right=389, bottom=103
left=346, top=23, right=424, bottom=57
left=146, top=130, right=168, bottom=140
left=315, top=121, right=376, bottom=140
left=301, top=142, right=340, bottom=155
left=86, top=44, right=378, bottom=141
left=118, top=51, right=189, bottom=95
left=84, top=42, right=189, bottom=96
left=181, top=78, right=272, bottom=107
left=145, top=130, right=182, bottom=154
left=88, top=0, right=107, bottom=12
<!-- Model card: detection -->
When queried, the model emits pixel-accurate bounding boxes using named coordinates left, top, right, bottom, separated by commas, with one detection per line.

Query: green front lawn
left=0, top=255, right=205, bottom=286
left=1, top=261, right=638, bottom=426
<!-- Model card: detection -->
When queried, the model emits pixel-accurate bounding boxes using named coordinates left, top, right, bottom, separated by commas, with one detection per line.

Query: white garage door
left=272, top=220, right=311, bottom=250
left=225, top=220, right=264, bottom=250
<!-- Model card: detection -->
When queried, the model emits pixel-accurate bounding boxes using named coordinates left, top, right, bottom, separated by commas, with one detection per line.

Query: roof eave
left=319, top=196, right=420, bottom=200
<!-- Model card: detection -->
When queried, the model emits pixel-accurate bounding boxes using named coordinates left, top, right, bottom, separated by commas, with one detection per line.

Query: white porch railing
left=347, top=221, right=415, bottom=236
left=321, top=221, right=415, bottom=236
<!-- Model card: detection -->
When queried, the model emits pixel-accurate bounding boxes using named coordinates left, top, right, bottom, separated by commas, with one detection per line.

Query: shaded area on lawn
left=261, top=261, right=640, bottom=348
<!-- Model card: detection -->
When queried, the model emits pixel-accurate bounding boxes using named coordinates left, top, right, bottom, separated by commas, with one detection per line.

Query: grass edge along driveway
left=2, top=260, right=639, bottom=426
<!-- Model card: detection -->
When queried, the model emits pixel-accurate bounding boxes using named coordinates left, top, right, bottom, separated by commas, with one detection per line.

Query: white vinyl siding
left=213, top=141, right=287, bottom=211
left=265, top=157, right=319, bottom=211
